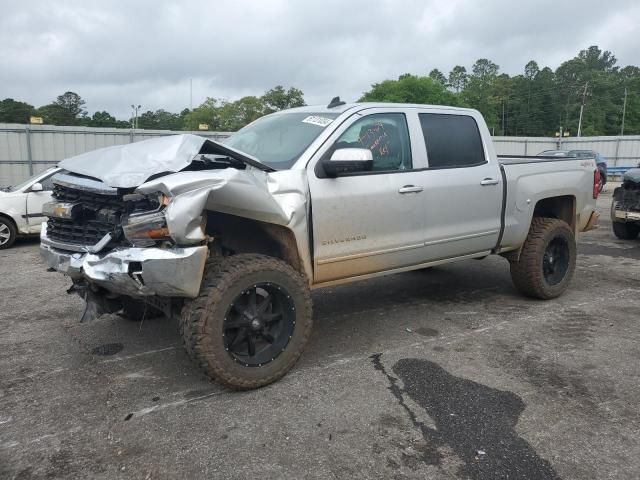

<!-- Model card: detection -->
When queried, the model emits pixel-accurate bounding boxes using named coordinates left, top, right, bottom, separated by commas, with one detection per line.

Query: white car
left=0, top=167, right=62, bottom=249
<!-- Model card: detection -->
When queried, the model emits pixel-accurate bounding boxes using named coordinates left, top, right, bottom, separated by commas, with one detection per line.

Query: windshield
left=223, top=112, right=340, bottom=170
left=2, top=168, right=56, bottom=192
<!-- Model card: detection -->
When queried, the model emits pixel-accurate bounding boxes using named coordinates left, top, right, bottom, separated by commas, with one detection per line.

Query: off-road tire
left=0, top=216, right=17, bottom=250
left=120, top=298, right=162, bottom=321
left=180, top=254, right=313, bottom=390
left=509, top=217, right=576, bottom=299
left=612, top=221, right=640, bottom=240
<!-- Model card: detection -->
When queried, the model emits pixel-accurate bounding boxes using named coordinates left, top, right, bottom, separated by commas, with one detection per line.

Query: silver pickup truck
left=41, top=101, right=600, bottom=389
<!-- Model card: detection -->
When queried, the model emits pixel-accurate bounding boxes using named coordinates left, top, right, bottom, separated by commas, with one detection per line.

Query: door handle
left=480, top=178, right=500, bottom=186
left=398, top=185, right=424, bottom=194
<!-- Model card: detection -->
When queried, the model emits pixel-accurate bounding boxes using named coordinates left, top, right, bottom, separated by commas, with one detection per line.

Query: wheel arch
left=532, top=195, right=576, bottom=232
left=501, top=195, right=576, bottom=262
left=0, top=212, right=18, bottom=228
left=204, top=210, right=307, bottom=280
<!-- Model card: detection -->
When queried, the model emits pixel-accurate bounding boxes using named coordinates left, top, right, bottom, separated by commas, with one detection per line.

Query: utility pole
left=577, top=82, right=588, bottom=137
left=621, top=87, right=628, bottom=136
left=131, top=104, right=141, bottom=129
left=502, top=101, right=505, bottom=136
left=190, top=78, right=193, bottom=110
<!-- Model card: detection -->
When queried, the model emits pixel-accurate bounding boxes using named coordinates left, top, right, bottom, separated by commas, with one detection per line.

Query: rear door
left=307, top=108, right=429, bottom=283
left=416, top=110, right=503, bottom=259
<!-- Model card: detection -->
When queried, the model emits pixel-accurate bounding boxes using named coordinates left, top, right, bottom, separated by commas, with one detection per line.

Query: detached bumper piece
left=41, top=231, right=208, bottom=299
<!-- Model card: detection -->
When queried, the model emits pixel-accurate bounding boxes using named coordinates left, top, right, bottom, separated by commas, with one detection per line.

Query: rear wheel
left=180, top=254, right=313, bottom=390
left=612, top=221, right=640, bottom=240
left=0, top=217, right=17, bottom=250
left=509, top=217, right=576, bottom=299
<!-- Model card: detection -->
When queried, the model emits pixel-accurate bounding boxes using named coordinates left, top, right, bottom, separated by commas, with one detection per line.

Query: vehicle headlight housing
left=122, top=193, right=172, bottom=246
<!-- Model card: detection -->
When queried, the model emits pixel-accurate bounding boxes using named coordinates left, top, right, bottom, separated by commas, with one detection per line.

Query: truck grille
left=47, top=182, right=125, bottom=246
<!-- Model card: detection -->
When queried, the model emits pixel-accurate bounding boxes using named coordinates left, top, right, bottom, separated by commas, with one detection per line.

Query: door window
left=419, top=113, right=486, bottom=169
left=331, top=113, right=412, bottom=172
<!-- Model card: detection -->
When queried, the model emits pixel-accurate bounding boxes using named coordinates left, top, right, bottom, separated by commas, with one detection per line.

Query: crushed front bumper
left=40, top=226, right=208, bottom=298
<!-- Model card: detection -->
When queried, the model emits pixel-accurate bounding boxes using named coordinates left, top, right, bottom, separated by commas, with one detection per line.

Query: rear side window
left=419, top=113, right=486, bottom=168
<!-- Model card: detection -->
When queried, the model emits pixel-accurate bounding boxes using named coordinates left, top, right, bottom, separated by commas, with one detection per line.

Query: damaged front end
left=40, top=134, right=310, bottom=323
left=612, top=168, right=640, bottom=222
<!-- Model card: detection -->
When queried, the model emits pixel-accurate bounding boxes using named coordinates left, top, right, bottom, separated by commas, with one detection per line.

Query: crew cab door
left=307, top=109, right=428, bottom=283
left=25, top=171, right=56, bottom=233
left=416, top=110, right=503, bottom=259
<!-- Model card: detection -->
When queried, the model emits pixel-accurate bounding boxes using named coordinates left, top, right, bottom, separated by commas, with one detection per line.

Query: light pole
left=131, top=104, right=141, bottom=129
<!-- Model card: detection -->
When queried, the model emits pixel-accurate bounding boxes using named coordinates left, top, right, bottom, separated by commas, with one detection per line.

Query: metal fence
left=1, top=123, right=639, bottom=186
left=492, top=135, right=640, bottom=168
left=0, top=124, right=232, bottom=186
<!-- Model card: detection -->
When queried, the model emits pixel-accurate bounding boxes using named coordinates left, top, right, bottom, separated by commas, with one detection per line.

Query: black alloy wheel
left=223, top=283, right=296, bottom=367
left=542, top=237, right=570, bottom=286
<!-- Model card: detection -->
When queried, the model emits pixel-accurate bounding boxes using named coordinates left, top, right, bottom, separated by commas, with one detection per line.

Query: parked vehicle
left=537, top=149, right=608, bottom=192
left=611, top=167, right=640, bottom=239
left=0, top=167, right=62, bottom=249
left=41, top=102, right=600, bottom=389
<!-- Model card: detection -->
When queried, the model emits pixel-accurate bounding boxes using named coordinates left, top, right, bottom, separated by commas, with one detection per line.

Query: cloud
left=1, top=0, right=638, bottom=119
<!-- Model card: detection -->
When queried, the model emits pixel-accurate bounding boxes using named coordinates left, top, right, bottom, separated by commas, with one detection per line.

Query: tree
left=448, top=66, right=468, bottom=92
left=37, top=91, right=87, bottom=125
left=183, top=97, right=224, bottom=131
left=0, top=98, right=36, bottom=124
left=137, top=109, right=183, bottom=130
left=524, top=61, right=539, bottom=81
left=463, top=59, right=500, bottom=132
left=89, top=111, right=120, bottom=127
left=359, top=75, right=460, bottom=105
left=472, top=59, right=499, bottom=78
left=262, top=86, right=305, bottom=113
left=429, top=69, right=447, bottom=87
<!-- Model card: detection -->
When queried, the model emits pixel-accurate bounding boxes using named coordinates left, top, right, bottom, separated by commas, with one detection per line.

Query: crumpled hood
left=58, top=133, right=271, bottom=188
left=623, top=168, right=640, bottom=184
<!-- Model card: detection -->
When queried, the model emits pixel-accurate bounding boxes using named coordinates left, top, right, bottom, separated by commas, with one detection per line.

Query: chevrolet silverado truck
left=41, top=101, right=600, bottom=389
left=611, top=166, right=640, bottom=239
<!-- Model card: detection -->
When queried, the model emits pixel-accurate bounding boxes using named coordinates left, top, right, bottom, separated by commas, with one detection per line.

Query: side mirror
left=29, top=182, right=43, bottom=192
left=322, top=148, right=373, bottom=178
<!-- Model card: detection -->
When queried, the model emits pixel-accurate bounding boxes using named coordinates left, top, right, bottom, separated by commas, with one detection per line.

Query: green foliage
left=183, top=85, right=306, bottom=132
left=1, top=85, right=306, bottom=132
left=0, top=98, right=36, bottom=123
left=137, top=109, right=185, bottom=130
left=86, top=111, right=130, bottom=128
left=359, top=74, right=461, bottom=106
left=366, top=45, right=640, bottom=136
left=448, top=66, right=468, bottom=93
left=36, top=91, right=88, bottom=125
left=428, top=69, right=448, bottom=87
left=262, top=86, right=306, bottom=113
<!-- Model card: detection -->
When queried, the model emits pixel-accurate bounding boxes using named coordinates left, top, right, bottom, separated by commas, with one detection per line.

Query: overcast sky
left=1, top=0, right=638, bottom=119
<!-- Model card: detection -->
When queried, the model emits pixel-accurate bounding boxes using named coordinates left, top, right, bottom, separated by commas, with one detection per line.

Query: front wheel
left=0, top=217, right=17, bottom=250
left=612, top=221, right=640, bottom=240
left=509, top=218, right=576, bottom=299
left=180, top=254, right=313, bottom=390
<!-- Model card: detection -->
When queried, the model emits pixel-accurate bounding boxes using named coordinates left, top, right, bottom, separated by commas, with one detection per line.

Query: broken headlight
left=122, top=193, right=172, bottom=246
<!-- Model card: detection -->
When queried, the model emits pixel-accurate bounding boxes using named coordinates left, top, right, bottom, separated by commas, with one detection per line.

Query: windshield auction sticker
left=302, top=116, right=334, bottom=127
